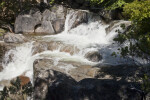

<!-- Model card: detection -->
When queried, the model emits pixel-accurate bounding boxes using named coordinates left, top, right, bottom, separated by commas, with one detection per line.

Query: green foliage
left=113, top=0, right=150, bottom=59
left=0, top=77, right=33, bottom=100
left=123, top=0, right=150, bottom=21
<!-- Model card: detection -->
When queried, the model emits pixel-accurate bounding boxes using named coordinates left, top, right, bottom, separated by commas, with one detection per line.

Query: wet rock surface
left=85, top=51, right=102, bottom=62
left=34, top=59, right=99, bottom=81
left=32, top=41, right=79, bottom=55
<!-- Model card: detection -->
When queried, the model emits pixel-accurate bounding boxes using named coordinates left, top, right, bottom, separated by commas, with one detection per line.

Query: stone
left=19, top=75, right=30, bottom=86
left=33, top=58, right=100, bottom=81
left=32, top=41, right=79, bottom=55
left=52, top=19, right=65, bottom=33
left=34, top=9, right=56, bottom=34
left=95, top=65, right=140, bottom=82
left=67, top=10, right=88, bottom=30
left=35, top=21, right=55, bottom=34
left=34, top=69, right=76, bottom=100
left=15, top=8, right=42, bottom=34
left=34, top=69, right=142, bottom=100
left=98, top=9, right=123, bottom=23
left=105, top=20, right=131, bottom=34
left=85, top=51, right=102, bottom=62
left=4, top=33, right=26, bottom=43
left=50, top=5, right=67, bottom=20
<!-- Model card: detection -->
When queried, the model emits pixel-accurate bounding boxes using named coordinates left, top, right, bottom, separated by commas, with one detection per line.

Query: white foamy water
left=0, top=42, right=34, bottom=81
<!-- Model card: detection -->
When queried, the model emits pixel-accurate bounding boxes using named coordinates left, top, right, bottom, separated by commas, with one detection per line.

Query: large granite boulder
left=35, top=9, right=55, bottom=34
left=34, top=69, right=143, bottom=100
left=67, top=10, right=88, bottom=30
left=15, top=8, right=42, bottom=34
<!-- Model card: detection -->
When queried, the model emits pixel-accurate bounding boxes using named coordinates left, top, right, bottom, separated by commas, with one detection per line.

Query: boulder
left=34, top=69, right=76, bottom=100
left=34, top=59, right=100, bottom=81
left=35, top=21, right=55, bottom=34
left=15, top=8, right=42, bottom=34
left=32, top=41, right=79, bottom=55
left=50, top=5, right=67, bottom=20
left=52, top=19, right=65, bottom=33
left=98, top=9, right=123, bottom=23
left=85, top=51, right=102, bottom=62
left=35, top=9, right=56, bottom=34
left=4, top=33, right=27, bottom=43
left=105, top=20, right=131, bottom=35
left=67, top=10, right=88, bottom=30
left=50, top=5, right=67, bottom=33
left=34, top=69, right=142, bottom=100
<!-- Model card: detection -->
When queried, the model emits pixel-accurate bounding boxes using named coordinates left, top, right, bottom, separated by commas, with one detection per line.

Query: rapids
left=0, top=11, right=139, bottom=90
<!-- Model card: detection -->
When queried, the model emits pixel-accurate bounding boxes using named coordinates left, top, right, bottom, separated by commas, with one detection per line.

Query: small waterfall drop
left=0, top=10, right=137, bottom=90
left=0, top=42, right=34, bottom=81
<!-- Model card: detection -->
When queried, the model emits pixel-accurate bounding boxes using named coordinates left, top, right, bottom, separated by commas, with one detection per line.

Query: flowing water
left=0, top=11, right=139, bottom=90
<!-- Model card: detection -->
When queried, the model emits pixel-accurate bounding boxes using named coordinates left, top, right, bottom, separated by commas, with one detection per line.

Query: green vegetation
left=111, top=0, right=150, bottom=96
left=113, top=0, right=150, bottom=59
left=0, top=77, right=33, bottom=100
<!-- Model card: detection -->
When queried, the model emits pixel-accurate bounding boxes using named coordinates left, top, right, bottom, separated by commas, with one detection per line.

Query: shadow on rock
left=34, top=69, right=142, bottom=100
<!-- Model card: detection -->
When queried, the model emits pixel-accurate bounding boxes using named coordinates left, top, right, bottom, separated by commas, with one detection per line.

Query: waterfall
left=0, top=42, right=34, bottom=81
left=0, top=11, right=137, bottom=90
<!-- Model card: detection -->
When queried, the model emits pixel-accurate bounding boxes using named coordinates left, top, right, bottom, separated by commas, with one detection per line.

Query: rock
left=34, top=69, right=76, bottom=100
left=34, top=69, right=142, bottom=100
left=50, top=5, right=67, bottom=33
left=18, top=75, right=30, bottom=86
left=35, top=9, right=56, bottom=34
left=85, top=51, right=102, bottom=62
left=99, top=9, right=123, bottom=23
left=50, top=5, right=67, bottom=20
left=4, top=33, right=27, bottom=43
left=15, top=8, right=42, bottom=34
left=105, top=20, right=131, bottom=34
left=34, top=58, right=100, bottom=81
left=0, top=42, right=21, bottom=66
left=52, top=19, right=65, bottom=33
left=95, top=65, right=140, bottom=82
left=32, top=41, right=79, bottom=55
left=67, top=10, right=88, bottom=30
left=35, top=21, right=55, bottom=34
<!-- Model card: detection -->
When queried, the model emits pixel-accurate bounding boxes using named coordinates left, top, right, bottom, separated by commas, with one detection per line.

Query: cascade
left=0, top=11, right=138, bottom=90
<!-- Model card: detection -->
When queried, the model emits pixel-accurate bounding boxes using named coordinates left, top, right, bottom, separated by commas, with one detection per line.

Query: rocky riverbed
left=0, top=4, right=149, bottom=100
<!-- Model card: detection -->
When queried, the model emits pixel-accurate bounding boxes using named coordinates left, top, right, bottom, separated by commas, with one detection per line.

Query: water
left=0, top=11, right=136, bottom=90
